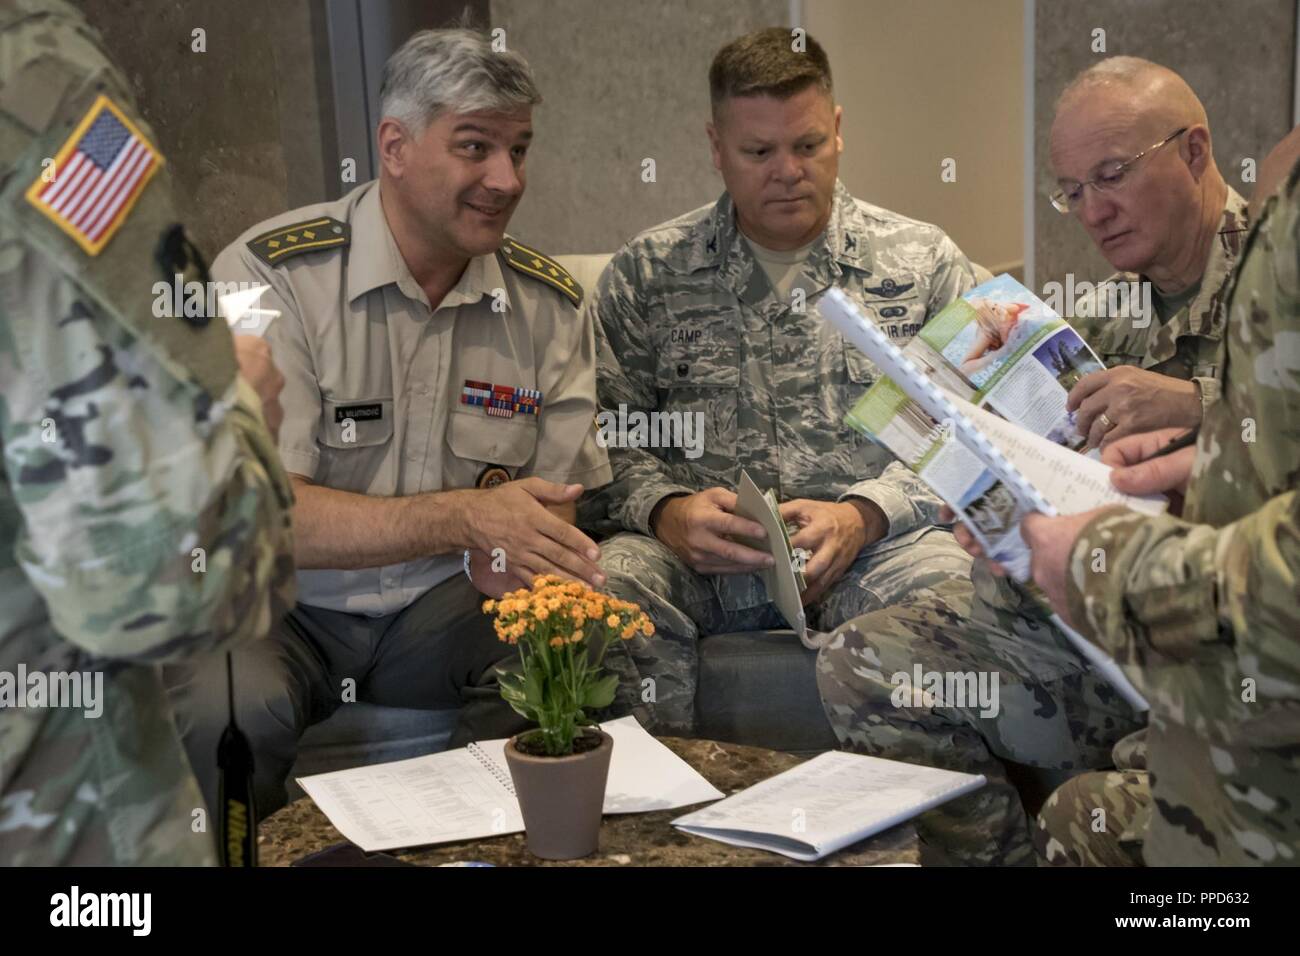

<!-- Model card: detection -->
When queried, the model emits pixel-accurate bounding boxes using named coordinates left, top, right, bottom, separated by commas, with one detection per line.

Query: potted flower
left=483, top=575, right=653, bottom=860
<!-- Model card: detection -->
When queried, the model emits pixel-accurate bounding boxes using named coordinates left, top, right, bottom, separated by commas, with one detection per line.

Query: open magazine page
left=826, top=281, right=1158, bottom=712
left=840, top=274, right=1154, bottom=579
left=916, top=274, right=1106, bottom=449
left=845, top=381, right=1033, bottom=576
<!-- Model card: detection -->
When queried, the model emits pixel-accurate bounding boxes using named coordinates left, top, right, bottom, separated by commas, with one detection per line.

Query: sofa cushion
left=554, top=253, right=612, bottom=300
left=697, top=630, right=837, bottom=756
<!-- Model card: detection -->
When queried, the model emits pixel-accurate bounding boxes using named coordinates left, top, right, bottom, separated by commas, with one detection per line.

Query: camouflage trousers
left=598, top=525, right=972, bottom=735
left=1035, top=728, right=1150, bottom=866
left=816, top=573, right=1145, bottom=866
left=0, top=663, right=216, bottom=865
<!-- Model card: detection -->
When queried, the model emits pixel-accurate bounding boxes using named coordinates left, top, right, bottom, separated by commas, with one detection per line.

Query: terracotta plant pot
left=504, top=729, right=613, bottom=860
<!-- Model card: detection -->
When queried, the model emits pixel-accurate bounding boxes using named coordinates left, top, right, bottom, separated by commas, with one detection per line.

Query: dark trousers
left=165, top=573, right=526, bottom=818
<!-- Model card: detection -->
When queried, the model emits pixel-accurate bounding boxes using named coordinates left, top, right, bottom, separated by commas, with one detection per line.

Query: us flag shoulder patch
left=25, top=94, right=164, bottom=256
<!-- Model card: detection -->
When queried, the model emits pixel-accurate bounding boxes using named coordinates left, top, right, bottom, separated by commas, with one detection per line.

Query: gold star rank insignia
left=247, top=217, right=350, bottom=266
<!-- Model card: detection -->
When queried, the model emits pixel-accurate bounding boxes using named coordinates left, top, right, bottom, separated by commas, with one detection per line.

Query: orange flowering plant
left=483, top=575, right=654, bottom=757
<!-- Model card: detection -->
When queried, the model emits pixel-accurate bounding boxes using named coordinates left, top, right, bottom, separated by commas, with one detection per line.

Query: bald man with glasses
left=1049, top=57, right=1247, bottom=453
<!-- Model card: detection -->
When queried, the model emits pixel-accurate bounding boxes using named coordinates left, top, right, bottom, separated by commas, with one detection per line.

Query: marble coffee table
left=259, top=736, right=921, bottom=867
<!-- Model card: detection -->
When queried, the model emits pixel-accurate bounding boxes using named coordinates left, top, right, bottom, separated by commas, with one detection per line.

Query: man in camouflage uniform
left=584, top=29, right=977, bottom=737
left=1017, top=123, right=1300, bottom=866
left=818, top=58, right=1244, bottom=865
left=1032, top=57, right=1250, bottom=865
left=0, top=0, right=295, bottom=864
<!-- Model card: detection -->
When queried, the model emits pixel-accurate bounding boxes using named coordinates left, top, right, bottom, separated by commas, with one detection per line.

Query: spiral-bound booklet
left=818, top=279, right=1166, bottom=712
left=818, top=279, right=1169, bottom=580
left=296, top=716, right=723, bottom=853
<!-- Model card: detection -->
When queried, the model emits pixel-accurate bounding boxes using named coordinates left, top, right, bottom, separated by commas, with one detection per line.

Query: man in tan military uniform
left=166, top=28, right=610, bottom=817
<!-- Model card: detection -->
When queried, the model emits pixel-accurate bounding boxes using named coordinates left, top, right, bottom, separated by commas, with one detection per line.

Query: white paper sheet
left=954, top=396, right=1167, bottom=517
left=297, top=716, right=724, bottom=852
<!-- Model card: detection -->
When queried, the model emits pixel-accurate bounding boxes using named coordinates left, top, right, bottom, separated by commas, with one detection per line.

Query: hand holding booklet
left=730, top=470, right=823, bottom=649
left=818, top=275, right=1157, bottom=711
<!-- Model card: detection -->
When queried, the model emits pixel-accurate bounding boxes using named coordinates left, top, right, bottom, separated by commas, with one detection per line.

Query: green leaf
left=498, top=671, right=524, bottom=699
left=523, top=667, right=545, bottom=707
left=498, top=671, right=537, bottom=721
left=580, top=673, right=620, bottom=711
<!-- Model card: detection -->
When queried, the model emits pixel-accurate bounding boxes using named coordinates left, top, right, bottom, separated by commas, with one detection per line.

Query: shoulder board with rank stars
left=500, top=236, right=582, bottom=307
left=247, top=216, right=349, bottom=266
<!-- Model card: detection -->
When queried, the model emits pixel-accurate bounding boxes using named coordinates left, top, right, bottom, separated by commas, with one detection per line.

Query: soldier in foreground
left=0, top=0, right=295, bottom=865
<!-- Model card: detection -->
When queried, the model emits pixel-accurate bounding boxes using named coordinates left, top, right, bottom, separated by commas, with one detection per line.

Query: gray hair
left=379, top=28, right=541, bottom=132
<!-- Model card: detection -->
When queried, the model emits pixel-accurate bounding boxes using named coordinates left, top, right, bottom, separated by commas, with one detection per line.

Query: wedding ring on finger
left=1097, top=412, right=1115, bottom=431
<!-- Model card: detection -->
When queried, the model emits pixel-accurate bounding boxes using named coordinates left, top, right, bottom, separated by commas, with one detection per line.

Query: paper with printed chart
left=818, top=279, right=1156, bottom=712
left=296, top=716, right=723, bottom=852
left=672, top=750, right=985, bottom=861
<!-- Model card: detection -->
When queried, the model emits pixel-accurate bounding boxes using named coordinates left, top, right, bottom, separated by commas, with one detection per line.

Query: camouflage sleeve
left=1194, top=375, right=1221, bottom=413
left=587, top=248, right=694, bottom=535
left=840, top=460, right=946, bottom=539
left=1, top=240, right=296, bottom=664
left=840, top=231, right=976, bottom=538
left=1065, top=497, right=1300, bottom=675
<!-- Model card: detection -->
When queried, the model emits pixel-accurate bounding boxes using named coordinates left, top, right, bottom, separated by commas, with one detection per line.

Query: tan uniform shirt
left=213, top=181, right=611, bottom=616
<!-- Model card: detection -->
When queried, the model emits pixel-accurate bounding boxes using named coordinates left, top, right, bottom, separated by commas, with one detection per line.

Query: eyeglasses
left=1049, top=127, right=1188, bottom=214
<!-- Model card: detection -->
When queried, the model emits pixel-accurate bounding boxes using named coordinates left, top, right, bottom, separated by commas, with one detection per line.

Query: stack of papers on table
left=296, top=716, right=723, bottom=852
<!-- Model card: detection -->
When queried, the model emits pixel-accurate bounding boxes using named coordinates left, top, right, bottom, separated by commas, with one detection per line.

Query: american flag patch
left=25, top=95, right=163, bottom=256
left=460, top=379, right=542, bottom=419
